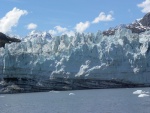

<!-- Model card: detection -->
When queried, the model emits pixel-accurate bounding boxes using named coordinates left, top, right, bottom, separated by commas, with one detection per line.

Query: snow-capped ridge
left=103, top=13, right=150, bottom=36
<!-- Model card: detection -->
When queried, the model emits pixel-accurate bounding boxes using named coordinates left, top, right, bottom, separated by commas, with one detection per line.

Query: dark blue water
left=0, top=88, right=150, bottom=113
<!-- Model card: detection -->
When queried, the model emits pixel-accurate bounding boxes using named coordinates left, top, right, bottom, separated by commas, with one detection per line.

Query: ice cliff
left=1, top=14, right=150, bottom=93
left=1, top=29, right=150, bottom=83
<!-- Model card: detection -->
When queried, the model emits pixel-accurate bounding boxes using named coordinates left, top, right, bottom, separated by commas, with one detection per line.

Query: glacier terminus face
left=0, top=28, right=150, bottom=88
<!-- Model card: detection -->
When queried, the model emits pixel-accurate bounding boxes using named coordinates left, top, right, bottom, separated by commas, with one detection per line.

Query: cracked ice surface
left=0, top=29, right=150, bottom=84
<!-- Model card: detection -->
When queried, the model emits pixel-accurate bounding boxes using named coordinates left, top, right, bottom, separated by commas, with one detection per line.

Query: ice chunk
left=133, top=90, right=149, bottom=95
left=69, top=93, right=75, bottom=95
left=138, top=94, right=149, bottom=97
left=49, top=91, right=59, bottom=93
left=133, top=90, right=143, bottom=94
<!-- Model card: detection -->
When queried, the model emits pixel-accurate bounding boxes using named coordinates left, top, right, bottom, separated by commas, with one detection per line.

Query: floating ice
left=133, top=90, right=143, bottom=94
left=133, top=90, right=149, bottom=95
left=133, top=90, right=150, bottom=97
left=49, top=91, right=59, bottom=93
left=138, top=94, right=149, bottom=97
left=69, top=93, right=75, bottom=95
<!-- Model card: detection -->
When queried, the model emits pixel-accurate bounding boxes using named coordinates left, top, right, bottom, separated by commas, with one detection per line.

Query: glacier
left=0, top=28, right=150, bottom=93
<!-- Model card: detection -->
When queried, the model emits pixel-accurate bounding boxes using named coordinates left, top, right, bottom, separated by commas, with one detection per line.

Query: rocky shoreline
left=0, top=77, right=149, bottom=94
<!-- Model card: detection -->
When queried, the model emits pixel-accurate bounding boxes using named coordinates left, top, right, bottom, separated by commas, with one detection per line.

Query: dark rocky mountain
left=103, top=12, right=150, bottom=36
left=0, top=32, right=21, bottom=47
left=140, top=12, right=150, bottom=26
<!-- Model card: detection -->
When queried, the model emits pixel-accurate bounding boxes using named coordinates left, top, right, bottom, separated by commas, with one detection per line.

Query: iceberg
left=138, top=94, right=149, bottom=97
left=133, top=90, right=149, bottom=95
left=69, top=93, right=75, bottom=96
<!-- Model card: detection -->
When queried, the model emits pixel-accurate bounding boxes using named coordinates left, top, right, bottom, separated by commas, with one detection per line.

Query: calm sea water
left=0, top=88, right=150, bottom=113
